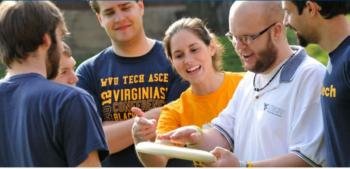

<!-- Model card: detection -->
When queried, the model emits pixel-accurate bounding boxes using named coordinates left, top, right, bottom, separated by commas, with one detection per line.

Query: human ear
left=42, top=33, right=52, bottom=49
left=209, top=40, right=217, bottom=58
left=305, top=1, right=321, bottom=16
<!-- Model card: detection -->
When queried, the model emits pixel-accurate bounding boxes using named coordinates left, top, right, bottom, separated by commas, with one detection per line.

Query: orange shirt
left=157, top=72, right=243, bottom=134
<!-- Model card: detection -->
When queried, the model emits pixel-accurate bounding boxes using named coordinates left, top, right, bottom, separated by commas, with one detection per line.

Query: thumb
left=131, top=107, right=144, bottom=117
left=189, top=129, right=202, bottom=145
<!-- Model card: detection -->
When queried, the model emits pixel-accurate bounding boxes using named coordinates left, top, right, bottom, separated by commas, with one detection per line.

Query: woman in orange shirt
left=131, top=17, right=243, bottom=167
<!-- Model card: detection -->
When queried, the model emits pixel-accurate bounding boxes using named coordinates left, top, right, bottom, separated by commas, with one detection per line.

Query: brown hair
left=89, top=0, right=140, bottom=14
left=62, top=41, right=72, bottom=57
left=163, top=17, right=223, bottom=71
left=0, top=1, right=68, bottom=67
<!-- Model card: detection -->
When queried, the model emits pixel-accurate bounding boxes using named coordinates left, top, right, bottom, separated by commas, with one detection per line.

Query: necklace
left=253, top=53, right=295, bottom=92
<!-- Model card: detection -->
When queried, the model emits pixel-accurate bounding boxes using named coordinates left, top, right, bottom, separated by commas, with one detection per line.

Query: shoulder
left=45, top=82, right=94, bottom=103
left=286, top=46, right=326, bottom=80
left=298, top=55, right=326, bottom=75
left=164, top=88, right=191, bottom=108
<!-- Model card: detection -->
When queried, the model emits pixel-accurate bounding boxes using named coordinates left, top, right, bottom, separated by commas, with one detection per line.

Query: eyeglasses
left=225, top=22, right=277, bottom=45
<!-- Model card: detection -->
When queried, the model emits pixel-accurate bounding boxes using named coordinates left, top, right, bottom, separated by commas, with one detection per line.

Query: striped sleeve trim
left=212, top=124, right=234, bottom=151
left=291, top=150, right=321, bottom=167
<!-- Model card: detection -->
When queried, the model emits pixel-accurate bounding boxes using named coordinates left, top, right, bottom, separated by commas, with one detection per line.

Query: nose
left=113, top=12, right=125, bottom=22
left=183, top=53, right=194, bottom=65
left=283, top=14, right=289, bottom=26
left=69, top=73, right=79, bottom=86
left=234, top=39, right=247, bottom=52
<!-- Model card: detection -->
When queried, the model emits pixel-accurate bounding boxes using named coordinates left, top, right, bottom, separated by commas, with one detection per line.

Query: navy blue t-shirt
left=321, top=36, right=350, bottom=167
left=76, top=41, right=189, bottom=167
left=0, top=73, right=108, bottom=167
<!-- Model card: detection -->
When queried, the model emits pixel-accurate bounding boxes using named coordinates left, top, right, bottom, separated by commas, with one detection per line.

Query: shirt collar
left=280, top=45, right=306, bottom=83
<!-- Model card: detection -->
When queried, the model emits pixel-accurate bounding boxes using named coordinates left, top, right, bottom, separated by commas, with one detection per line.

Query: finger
left=210, top=147, right=224, bottom=159
left=131, top=107, right=144, bottom=117
left=189, top=131, right=202, bottom=145
left=137, top=118, right=156, bottom=126
left=143, top=130, right=157, bottom=140
left=136, top=126, right=156, bottom=140
left=157, top=131, right=175, bottom=140
left=204, top=147, right=225, bottom=167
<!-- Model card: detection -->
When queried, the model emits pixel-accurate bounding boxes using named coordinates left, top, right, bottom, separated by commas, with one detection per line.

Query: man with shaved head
left=156, top=1, right=326, bottom=167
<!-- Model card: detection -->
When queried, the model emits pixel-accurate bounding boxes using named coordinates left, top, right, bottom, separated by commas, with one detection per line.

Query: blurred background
left=0, top=0, right=329, bottom=78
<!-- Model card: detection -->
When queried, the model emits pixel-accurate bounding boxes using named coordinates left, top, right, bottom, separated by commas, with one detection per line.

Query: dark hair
left=0, top=1, right=67, bottom=67
left=89, top=0, right=140, bottom=14
left=163, top=17, right=223, bottom=72
left=290, top=0, right=350, bottom=19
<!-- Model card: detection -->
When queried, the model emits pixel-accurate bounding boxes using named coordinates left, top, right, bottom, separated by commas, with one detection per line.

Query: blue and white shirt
left=212, top=46, right=326, bottom=166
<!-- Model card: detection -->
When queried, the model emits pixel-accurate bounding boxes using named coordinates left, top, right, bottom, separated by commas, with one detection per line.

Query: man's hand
left=131, top=107, right=157, bottom=143
left=206, top=147, right=239, bottom=167
left=157, top=125, right=203, bottom=146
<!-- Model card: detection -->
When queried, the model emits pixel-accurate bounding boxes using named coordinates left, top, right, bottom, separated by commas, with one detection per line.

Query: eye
left=121, top=4, right=132, bottom=11
left=103, top=10, right=115, bottom=17
left=190, top=48, right=198, bottom=53
left=174, top=54, right=184, bottom=59
left=60, top=70, right=67, bottom=75
left=121, top=6, right=131, bottom=11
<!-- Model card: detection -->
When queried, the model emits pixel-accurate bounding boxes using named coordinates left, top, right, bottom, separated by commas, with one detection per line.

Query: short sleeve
left=59, top=92, right=108, bottom=167
left=76, top=63, right=102, bottom=116
left=288, top=65, right=326, bottom=166
left=157, top=100, right=181, bottom=135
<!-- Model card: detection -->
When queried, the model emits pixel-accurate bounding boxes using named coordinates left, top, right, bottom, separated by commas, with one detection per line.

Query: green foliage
left=0, top=65, right=5, bottom=79
left=305, top=44, right=328, bottom=65
left=218, top=36, right=244, bottom=72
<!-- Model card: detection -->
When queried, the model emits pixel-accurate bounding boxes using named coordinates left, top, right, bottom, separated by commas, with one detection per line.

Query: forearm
left=249, top=153, right=309, bottom=167
left=192, top=127, right=231, bottom=152
left=103, top=119, right=134, bottom=154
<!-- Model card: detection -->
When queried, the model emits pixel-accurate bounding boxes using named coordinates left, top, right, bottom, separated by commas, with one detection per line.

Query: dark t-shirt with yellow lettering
left=322, top=36, right=350, bottom=167
left=76, top=41, right=188, bottom=167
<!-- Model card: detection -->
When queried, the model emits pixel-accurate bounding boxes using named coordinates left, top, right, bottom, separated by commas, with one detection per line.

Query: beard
left=287, top=24, right=309, bottom=47
left=46, top=40, right=60, bottom=80
left=247, top=35, right=278, bottom=73
left=297, top=33, right=309, bottom=47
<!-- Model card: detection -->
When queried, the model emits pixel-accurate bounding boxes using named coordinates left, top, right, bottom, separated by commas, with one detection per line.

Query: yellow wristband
left=247, top=161, right=253, bottom=168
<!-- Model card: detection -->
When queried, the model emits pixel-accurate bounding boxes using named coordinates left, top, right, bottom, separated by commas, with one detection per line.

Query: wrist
left=239, top=161, right=247, bottom=167
left=239, top=161, right=253, bottom=167
left=186, top=126, right=203, bottom=147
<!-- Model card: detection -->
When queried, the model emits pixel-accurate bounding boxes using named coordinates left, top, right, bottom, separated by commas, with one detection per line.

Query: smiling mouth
left=186, top=65, right=201, bottom=73
left=115, top=24, right=130, bottom=30
left=242, top=53, right=253, bottom=60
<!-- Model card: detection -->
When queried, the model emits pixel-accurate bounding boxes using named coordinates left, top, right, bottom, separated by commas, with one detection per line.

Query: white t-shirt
left=212, top=46, right=326, bottom=166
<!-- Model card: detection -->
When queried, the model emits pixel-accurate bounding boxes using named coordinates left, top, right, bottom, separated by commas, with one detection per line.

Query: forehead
left=281, top=1, right=295, bottom=10
left=281, top=1, right=287, bottom=8
left=230, top=10, right=266, bottom=35
left=60, top=55, right=75, bottom=66
left=170, top=30, right=201, bottom=48
left=98, top=1, right=136, bottom=9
